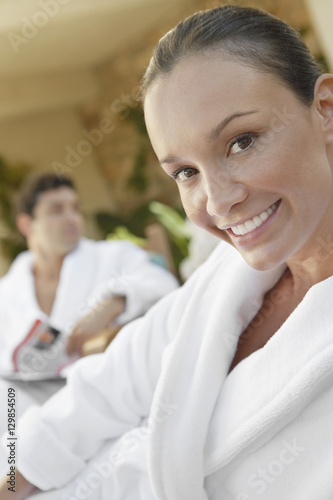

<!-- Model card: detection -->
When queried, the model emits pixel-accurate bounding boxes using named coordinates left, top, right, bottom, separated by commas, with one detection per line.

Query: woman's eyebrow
left=160, top=110, right=259, bottom=165
left=160, top=155, right=180, bottom=165
left=209, top=110, right=258, bottom=142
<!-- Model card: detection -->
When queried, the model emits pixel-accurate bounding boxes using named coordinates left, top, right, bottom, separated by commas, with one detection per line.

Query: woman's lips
left=229, top=201, right=279, bottom=236
left=222, top=200, right=281, bottom=245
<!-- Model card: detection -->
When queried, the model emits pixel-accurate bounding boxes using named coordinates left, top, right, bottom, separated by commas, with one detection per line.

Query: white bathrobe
left=0, top=237, right=178, bottom=468
left=4, top=241, right=333, bottom=499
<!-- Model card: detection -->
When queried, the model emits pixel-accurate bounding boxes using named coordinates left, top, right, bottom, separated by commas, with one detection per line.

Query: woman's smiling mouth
left=219, top=200, right=281, bottom=238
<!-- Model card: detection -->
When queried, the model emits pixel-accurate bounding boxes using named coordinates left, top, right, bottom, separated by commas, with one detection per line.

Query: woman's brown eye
left=229, top=135, right=255, bottom=155
left=238, top=137, right=253, bottom=149
left=174, top=167, right=197, bottom=182
left=183, top=168, right=195, bottom=178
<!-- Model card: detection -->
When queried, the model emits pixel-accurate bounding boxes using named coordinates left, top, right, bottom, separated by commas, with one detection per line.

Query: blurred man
left=0, top=173, right=178, bottom=418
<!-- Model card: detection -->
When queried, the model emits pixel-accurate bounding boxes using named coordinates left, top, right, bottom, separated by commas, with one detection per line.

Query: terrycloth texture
left=0, top=238, right=178, bottom=374
left=6, top=242, right=333, bottom=499
left=0, top=238, right=178, bottom=479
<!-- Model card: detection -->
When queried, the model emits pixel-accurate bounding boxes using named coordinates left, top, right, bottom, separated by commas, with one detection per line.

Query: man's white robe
left=0, top=238, right=178, bottom=473
left=3, top=242, right=333, bottom=499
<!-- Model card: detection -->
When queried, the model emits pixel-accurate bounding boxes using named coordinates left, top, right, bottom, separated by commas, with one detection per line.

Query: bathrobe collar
left=149, top=244, right=333, bottom=499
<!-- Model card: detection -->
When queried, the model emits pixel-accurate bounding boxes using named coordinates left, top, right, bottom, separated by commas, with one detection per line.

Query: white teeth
left=238, top=224, right=248, bottom=235
left=253, top=216, right=262, bottom=228
left=259, top=211, right=269, bottom=222
left=229, top=202, right=277, bottom=236
left=244, top=220, right=256, bottom=232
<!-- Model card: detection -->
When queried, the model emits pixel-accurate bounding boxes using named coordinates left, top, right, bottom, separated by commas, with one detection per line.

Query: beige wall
left=305, top=0, right=333, bottom=70
left=0, top=106, right=116, bottom=276
left=0, top=220, right=10, bottom=276
left=0, top=0, right=325, bottom=279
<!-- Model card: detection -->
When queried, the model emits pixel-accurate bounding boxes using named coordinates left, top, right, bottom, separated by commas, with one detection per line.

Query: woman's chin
left=240, top=250, right=286, bottom=271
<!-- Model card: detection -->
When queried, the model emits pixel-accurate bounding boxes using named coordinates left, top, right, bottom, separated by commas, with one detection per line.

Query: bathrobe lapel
left=5, top=241, right=98, bottom=333
left=149, top=247, right=285, bottom=500
left=205, top=275, right=333, bottom=477
left=1, top=241, right=98, bottom=372
left=150, top=243, right=333, bottom=500
left=49, top=240, right=99, bottom=331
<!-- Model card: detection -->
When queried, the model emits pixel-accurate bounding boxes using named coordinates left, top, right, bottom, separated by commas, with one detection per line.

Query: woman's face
left=144, top=53, right=333, bottom=270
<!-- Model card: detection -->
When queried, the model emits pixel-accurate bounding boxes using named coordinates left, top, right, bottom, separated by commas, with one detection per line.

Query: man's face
left=28, top=187, right=84, bottom=257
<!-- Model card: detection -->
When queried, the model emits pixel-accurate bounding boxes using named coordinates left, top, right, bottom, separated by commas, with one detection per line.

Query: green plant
left=95, top=202, right=156, bottom=239
left=125, top=107, right=154, bottom=194
left=95, top=201, right=190, bottom=275
left=0, top=157, right=31, bottom=261
left=149, top=201, right=191, bottom=257
left=106, top=226, right=147, bottom=247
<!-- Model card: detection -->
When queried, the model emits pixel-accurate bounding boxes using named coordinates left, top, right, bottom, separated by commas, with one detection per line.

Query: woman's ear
left=313, top=74, right=333, bottom=142
left=16, top=213, right=33, bottom=238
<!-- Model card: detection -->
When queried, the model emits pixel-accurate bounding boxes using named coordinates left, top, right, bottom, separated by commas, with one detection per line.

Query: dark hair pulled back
left=141, top=5, right=322, bottom=105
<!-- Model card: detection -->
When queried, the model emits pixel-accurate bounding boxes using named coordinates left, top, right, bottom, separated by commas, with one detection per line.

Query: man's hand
left=0, top=469, right=38, bottom=500
left=66, top=295, right=126, bottom=357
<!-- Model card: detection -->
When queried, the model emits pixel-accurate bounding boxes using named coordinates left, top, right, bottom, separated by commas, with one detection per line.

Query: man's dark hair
left=14, top=173, right=77, bottom=217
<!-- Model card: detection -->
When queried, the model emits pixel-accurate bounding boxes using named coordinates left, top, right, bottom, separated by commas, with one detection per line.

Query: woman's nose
left=205, top=174, right=247, bottom=217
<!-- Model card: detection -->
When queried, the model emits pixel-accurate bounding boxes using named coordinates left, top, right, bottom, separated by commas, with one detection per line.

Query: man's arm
left=11, top=287, right=181, bottom=492
left=0, top=469, right=37, bottom=500
left=86, top=241, right=179, bottom=328
left=110, top=242, right=179, bottom=324
left=66, top=241, right=178, bottom=357
left=66, top=295, right=125, bottom=356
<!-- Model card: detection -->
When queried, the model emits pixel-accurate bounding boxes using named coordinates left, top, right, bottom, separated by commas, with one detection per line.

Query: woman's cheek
left=185, top=205, right=208, bottom=228
left=184, top=184, right=207, bottom=212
